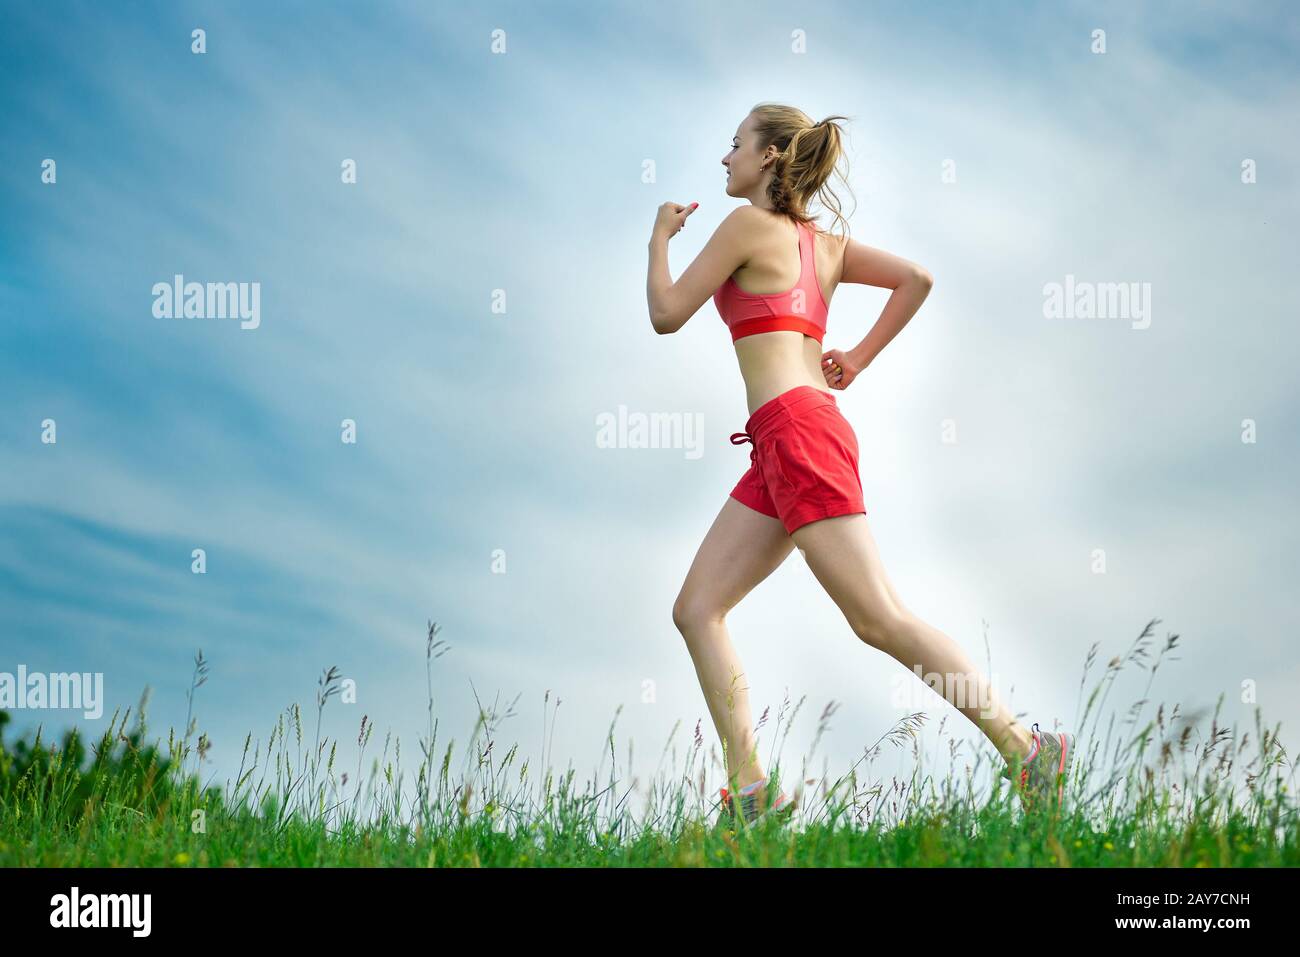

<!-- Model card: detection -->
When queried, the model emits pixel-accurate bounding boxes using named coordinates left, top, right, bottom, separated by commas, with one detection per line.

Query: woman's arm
left=647, top=205, right=756, bottom=334
left=838, top=236, right=933, bottom=370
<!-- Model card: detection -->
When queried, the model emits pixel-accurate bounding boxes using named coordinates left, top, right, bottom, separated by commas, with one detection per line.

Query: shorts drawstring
left=730, top=431, right=756, bottom=466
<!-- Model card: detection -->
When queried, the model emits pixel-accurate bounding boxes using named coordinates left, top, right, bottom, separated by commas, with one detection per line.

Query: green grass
left=1, top=618, right=1296, bottom=866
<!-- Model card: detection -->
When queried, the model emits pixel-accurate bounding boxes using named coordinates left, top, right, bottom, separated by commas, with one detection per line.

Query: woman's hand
left=653, top=201, right=698, bottom=241
left=821, top=348, right=862, bottom=390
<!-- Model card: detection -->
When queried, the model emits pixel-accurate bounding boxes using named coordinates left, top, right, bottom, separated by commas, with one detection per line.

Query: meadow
left=1, top=618, right=1295, bottom=867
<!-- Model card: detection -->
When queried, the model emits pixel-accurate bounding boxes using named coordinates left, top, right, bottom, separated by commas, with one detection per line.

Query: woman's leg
left=790, top=513, right=1034, bottom=764
left=673, top=497, right=796, bottom=791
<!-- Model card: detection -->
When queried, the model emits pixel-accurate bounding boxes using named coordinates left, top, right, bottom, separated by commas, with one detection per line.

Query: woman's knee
left=672, top=592, right=725, bottom=636
left=849, top=604, right=915, bottom=653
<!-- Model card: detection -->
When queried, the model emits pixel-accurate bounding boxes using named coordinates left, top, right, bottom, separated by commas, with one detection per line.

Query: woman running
left=645, top=103, right=1075, bottom=826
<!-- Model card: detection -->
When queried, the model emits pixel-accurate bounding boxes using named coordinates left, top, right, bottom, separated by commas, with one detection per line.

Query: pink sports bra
left=713, top=219, right=829, bottom=344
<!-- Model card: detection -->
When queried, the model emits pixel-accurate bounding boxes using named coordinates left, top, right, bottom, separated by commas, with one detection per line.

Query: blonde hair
left=748, top=102, right=853, bottom=238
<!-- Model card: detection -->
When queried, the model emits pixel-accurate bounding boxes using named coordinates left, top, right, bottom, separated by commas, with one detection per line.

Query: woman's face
left=721, top=113, right=772, bottom=198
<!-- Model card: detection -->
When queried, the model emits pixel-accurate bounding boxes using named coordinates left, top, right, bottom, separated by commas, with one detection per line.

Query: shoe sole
left=1053, top=732, right=1075, bottom=806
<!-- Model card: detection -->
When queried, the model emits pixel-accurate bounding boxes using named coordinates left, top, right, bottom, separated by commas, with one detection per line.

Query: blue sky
left=2, top=0, right=1297, bottom=815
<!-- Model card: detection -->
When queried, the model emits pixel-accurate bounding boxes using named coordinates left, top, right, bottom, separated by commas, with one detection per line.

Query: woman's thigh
left=674, top=497, right=796, bottom=625
left=790, top=513, right=910, bottom=647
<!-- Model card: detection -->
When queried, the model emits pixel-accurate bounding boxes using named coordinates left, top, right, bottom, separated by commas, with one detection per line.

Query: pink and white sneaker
left=718, top=777, right=797, bottom=827
left=1002, top=722, right=1076, bottom=812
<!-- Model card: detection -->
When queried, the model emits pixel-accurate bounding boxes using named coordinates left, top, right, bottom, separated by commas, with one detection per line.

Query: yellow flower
left=174, top=852, right=191, bottom=865
left=1073, top=839, right=1083, bottom=848
left=1102, top=841, right=1114, bottom=851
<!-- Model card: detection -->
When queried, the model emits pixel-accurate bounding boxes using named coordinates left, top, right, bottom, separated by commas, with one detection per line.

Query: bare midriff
left=734, top=331, right=834, bottom=416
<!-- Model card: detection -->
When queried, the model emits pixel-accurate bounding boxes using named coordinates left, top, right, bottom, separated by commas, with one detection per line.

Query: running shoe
left=1002, top=722, right=1076, bottom=812
left=717, top=776, right=796, bottom=828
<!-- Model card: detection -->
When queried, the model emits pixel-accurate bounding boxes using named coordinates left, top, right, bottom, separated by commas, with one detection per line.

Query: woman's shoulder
left=808, top=220, right=847, bottom=254
left=806, top=222, right=851, bottom=287
left=721, top=206, right=842, bottom=254
left=723, top=204, right=776, bottom=227
left=714, top=204, right=774, bottom=239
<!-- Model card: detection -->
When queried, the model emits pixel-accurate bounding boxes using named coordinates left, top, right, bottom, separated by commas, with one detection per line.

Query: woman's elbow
left=912, top=266, right=934, bottom=289
left=650, top=309, right=679, bottom=334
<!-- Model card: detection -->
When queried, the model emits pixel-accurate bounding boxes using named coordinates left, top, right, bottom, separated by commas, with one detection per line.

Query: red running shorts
left=729, top=385, right=867, bottom=535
